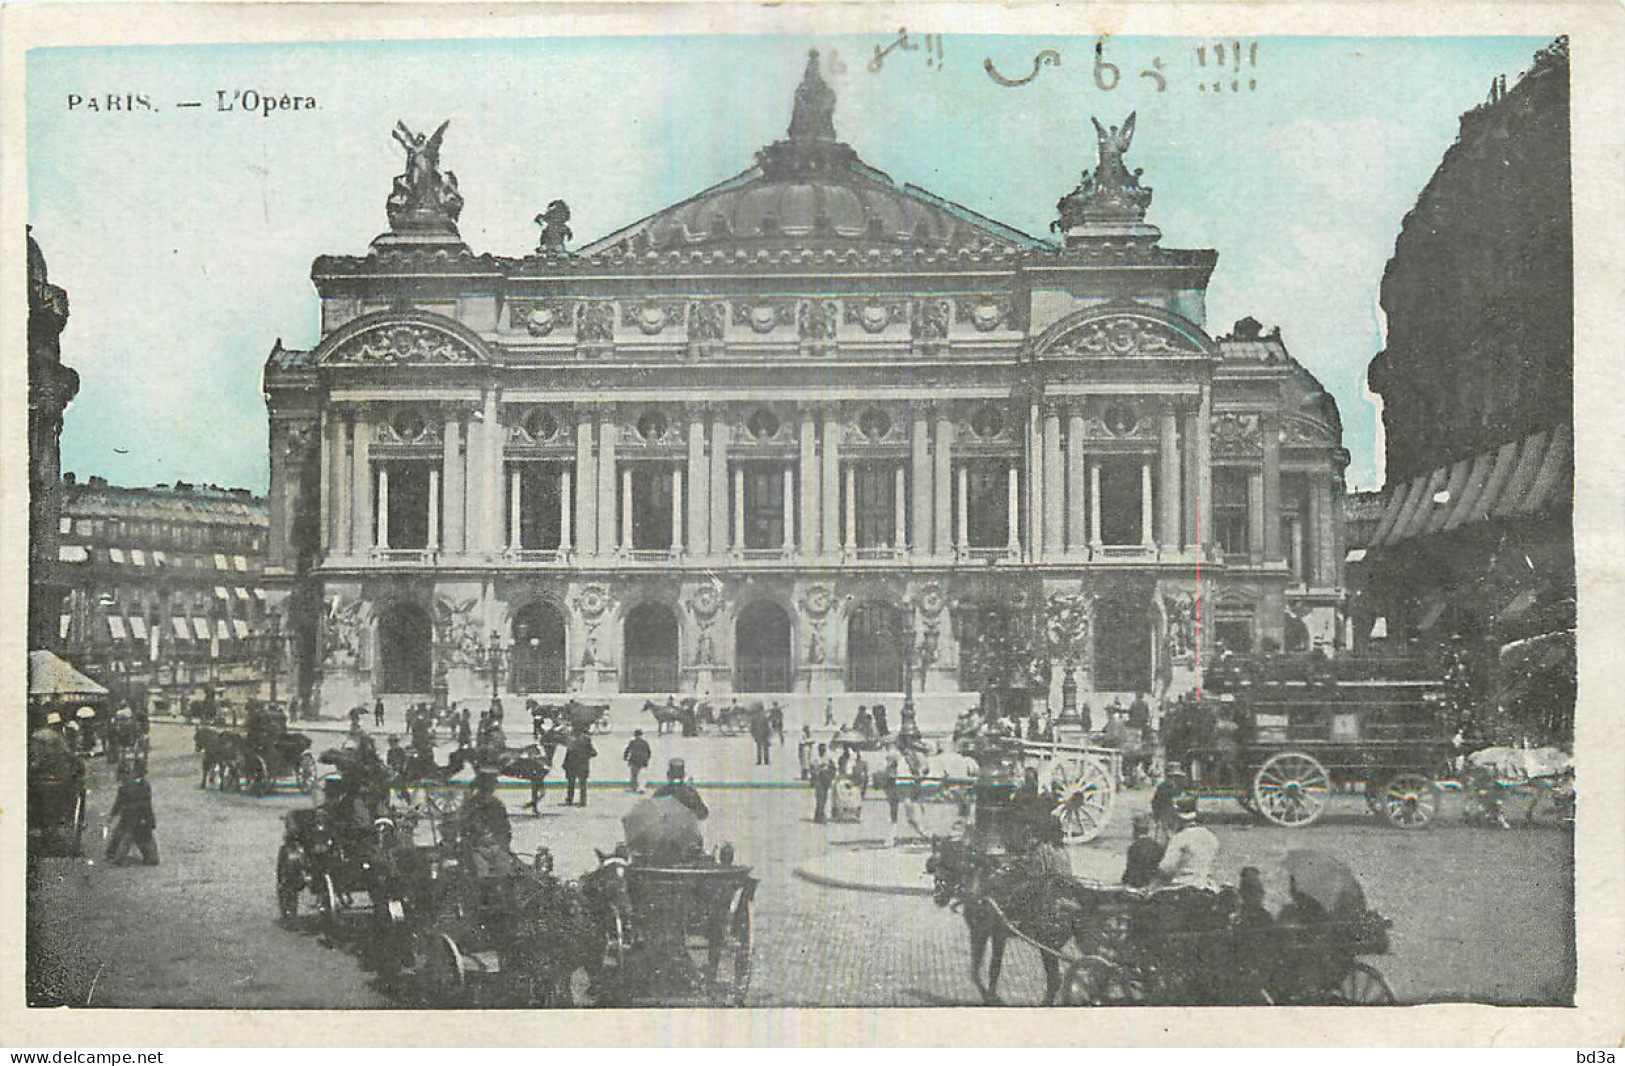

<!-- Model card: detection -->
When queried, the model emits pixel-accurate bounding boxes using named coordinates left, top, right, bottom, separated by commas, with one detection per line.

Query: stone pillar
left=1248, top=469, right=1265, bottom=565
left=574, top=417, right=597, bottom=556
left=956, top=464, right=969, bottom=552
left=1182, top=406, right=1200, bottom=547
left=1066, top=410, right=1086, bottom=554
left=482, top=393, right=501, bottom=551
left=442, top=417, right=463, bottom=553
left=1140, top=459, right=1154, bottom=548
left=1289, top=514, right=1304, bottom=583
left=351, top=412, right=371, bottom=554
left=1042, top=408, right=1063, bottom=558
left=799, top=409, right=818, bottom=555
left=559, top=469, right=573, bottom=553
left=1089, top=461, right=1103, bottom=548
left=671, top=467, right=684, bottom=554
left=710, top=412, right=730, bottom=559
left=933, top=413, right=953, bottom=557
left=893, top=464, right=907, bottom=549
left=821, top=414, right=841, bottom=557
left=597, top=413, right=618, bottom=557
left=1197, top=385, right=1214, bottom=550
left=1309, top=470, right=1329, bottom=587
left=376, top=466, right=391, bottom=549
left=1024, top=404, right=1040, bottom=560
left=464, top=409, right=484, bottom=553
left=428, top=468, right=440, bottom=551
left=318, top=410, right=334, bottom=554
left=621, top=466, right=634, bottom=553
left=1006, top=463, right=1020, bottom=555
left=732, top=465, right=745, bottom=553
left=783, top=465, right=796, bottom=554
left=843, top=465, right=857, bottom=553
left=508, top=468, right=522, bottom=551
left=1262, top=414, right=1282, bottom=562
left=688, top=410, right=708, bottom=556
left=911, top=409, right=931, bottom=554
left=1160, top=405, right=1181, bottom=550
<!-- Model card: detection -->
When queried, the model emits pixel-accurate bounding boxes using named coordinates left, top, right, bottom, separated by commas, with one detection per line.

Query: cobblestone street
left=28, top=722, right=1574, bottom=1009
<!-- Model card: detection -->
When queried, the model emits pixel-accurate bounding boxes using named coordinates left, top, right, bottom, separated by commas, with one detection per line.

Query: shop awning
left=130, top=615, right=149, bottom=641
left=191, top=617, right=211, bottom=641
left=57, top=544, right=89, bottom=563
left=232, top=618, right=251, bottom=640
left=171, top=617, right=191, bottom=640
left=107, top=615, right=128, bottom=641
left=27, top=650, right=109, bottom=700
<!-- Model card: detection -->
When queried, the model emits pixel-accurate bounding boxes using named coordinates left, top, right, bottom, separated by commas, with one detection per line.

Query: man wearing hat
left=106, top=761, right=159, bottom=866
left=650, top=759, right=708, bottom=819
left=561, top=728, right=597, bottom=807
left=1154, top=792, right=1219, bottom=892
left=458, top=770, right=514, bottom=878
left=623, top=729, right=652, bottom=793
left=625, top=759, right=709, bottom=864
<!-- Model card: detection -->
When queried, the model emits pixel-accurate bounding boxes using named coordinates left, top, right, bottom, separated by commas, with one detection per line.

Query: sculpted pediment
left=1031, top=309, right=1211, bottom=361
left=314, top=311, right=489, bottom=367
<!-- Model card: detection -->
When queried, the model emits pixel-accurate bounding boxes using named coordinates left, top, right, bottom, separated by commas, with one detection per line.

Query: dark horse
left=193, top=725, right=244, bottom=789
left=641, top=698, right=711, bottom=737
left=505, top=850, right=633, bottom=1006
left=926, top=835, right=1099, bottom=1005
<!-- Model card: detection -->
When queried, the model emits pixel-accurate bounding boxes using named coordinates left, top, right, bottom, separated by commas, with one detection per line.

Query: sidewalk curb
left=793, top=851, right=936, bottom=897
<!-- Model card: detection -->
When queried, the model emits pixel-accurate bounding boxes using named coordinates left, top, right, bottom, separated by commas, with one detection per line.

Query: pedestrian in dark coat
left=750, top=707, right=773, bottom=766
left=768, top=703, right=785, bottom=746
left=623, top=729, right=652, bottom=792
left=872, top=703, right=890, bottom=737
left=562, top=730, right=597, bottom=807
left=456, top=708, right=473, bottom=751
left=373, top=697, right=386, bottom=728
left=810, top=744, right=835, bottom=824
left=106, top=766, right=159, bottom=866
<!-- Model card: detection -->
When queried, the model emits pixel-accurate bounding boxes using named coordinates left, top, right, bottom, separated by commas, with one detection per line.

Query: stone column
left=318, top=410, right=334, bottom=554
left=893, top=464, right=907, bottom=549
left=442, top=417, right=463, bottom=553
left=688, top=410, right=708, bottom=557
left=710, top=411, right=730, bottom=559
left=783, top=466, right=796, bottom=554
left=559, top=469, right=573, bottom=553
left=1182, top=406, right=1200, bottom=547
left=843, top=466, right=857, bottom=554
left=732, top=465, right=745, bottom=553
left=1140, top=459, right=1154, bottom=548
left=1248, top=469, right=1265, bottom=565
left=1006, top=463, right=1020, bottom=555
left=621, top=466, right=634, bottom=553
left=1042, top=407, right=1063, bottom=559
left=1089, top=461, right=1103, bottom=548
left=799, top=409, right=818, bottom=555
left=671, top=467, right=684, bottom=554
left=574, top=416, right=597, bottom=556
left=910, top=409, right=931, bottom=555
left=956, top=464, right=969, bottom=552
left=1196, top=385, right=1214, bottom=550
left=482, top=393, right=501, bottom=551
left=1289, top=514, right=1305, bottom=583
left=428, top=468, right=440, bottom=551
left=508, top=468, right=522, bottom=550
left=1308, top=470, right=1328, bottom=587
left=376, top=466, right=391, bottom=549
left=464, top=409, right=484, bottom=553
left=1262, top=413, right=1282, bottom=562
left=351, top=412, right=371, bottom=554
left=933, top=412, right=953, bottom=557
left=1066, top=410, right=1086, bottom=554
left=1024, top=403, right=1040, bottom=560
left=597, top=413, right=618, bottom=558
left=1160, top=405, right=1181, bottom=550
left=821, top=414, right=841, bottom=557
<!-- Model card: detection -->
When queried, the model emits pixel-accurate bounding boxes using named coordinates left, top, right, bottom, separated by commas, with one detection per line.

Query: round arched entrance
left=377, top=602, right=433, bottom=694
left=847, top=602, right=905, bottom=693
left=735, top=600, right=792, bottom=693
left=510, top=601, right=567, bottom=693
left=623, top=602, right=679, bottom=693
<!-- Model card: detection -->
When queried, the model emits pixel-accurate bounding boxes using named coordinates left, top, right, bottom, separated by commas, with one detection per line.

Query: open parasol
left=1282, top=850, right=1367, bottom=918
left=622, top=793, right=703, bottom=860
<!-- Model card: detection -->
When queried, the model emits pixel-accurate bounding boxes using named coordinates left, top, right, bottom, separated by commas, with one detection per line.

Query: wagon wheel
left=1327, top=960, right=1395, bottom=1004
left=317, top=872, right=340, bottom=930
left=219, top=758, right=241, bottom=792
left=296, top=753, right=318, bottom=794
left=1062, top=955, right=1135, bottom=1006
left=709, top=889, right=754, bottom=1006
left=1374, top=773, right=1440, bottom=829
left=417, top=932, right=471, bottom=1008
left=274, top=846, right=301, bottom=920
left=1049, top=756, right=1116, bottom=843
left=1252, top=752, right=1332, bottom=828
left=246, top=754, right=272, bottom=796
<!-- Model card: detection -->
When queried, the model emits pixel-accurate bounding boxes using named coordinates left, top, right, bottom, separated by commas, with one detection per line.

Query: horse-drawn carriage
left=28, top=730, right=86, bottom=858
left=275, top=792, right=426, bottom=945
left=1163, top=654, right=1452, bottom=828
left=600, top=858, right=757, bottom=1006
left=196, top=703, right=318, bottom=796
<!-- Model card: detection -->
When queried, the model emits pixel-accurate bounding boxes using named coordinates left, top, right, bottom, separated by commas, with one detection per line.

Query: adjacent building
left=263, top=53, right=1351, bottom=725
left=27, top=228, right=80, bottom=652
left=1353, top=37, right=1573, bottom=744
left=54, top=476, right=271, bottom=712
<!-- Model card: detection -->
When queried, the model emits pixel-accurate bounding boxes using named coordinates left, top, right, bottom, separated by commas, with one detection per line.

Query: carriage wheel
left=418, top=932, right=470, bottom=1008
left=275, top=847, right=301, bottom=920
left=711, top=893, right=753, bottom=1006
left=219, top=759, right=241, bottom=792
left=1252, top=752, right=1331, bottom=828
left=296, top=753, right=318, bottom=794
left=317, top=872, right=340, bottom=930
left=247, top=755, right=272, bottom=796
left=1328, top=961, right=1396, bottom=1004
left=1375, top=773, right=1439, bottom=829
left=1062, top=955, right=1134, bottom=1006
left=1050, top=756, right=1116, bottom=844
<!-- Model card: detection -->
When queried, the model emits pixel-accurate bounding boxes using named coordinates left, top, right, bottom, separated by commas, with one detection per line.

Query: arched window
left=377, top=602, right=433, bottom=694
left=623, top=602, right=680, bottom=693
left=510, top=602, right=568, bottom=693
left=847, top=602, right=905, bottom=693
left=735, top=601, right=792, bottom=693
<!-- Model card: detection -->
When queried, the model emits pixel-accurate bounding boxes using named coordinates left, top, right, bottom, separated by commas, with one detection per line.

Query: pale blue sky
left=27, top=33, right=1553, bottom=493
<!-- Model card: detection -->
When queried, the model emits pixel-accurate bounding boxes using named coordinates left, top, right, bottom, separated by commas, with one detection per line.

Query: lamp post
left=257, top=611, right=284, bottom=711
left=478, top=629, right=507, bottom=702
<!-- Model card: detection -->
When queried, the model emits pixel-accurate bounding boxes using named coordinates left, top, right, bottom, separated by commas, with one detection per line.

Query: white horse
left=1462, top=746, right=1574, bottom=827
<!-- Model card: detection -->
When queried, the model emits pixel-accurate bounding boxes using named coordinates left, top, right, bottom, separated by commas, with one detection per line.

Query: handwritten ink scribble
left=984, top=50, right=1061, bottom=87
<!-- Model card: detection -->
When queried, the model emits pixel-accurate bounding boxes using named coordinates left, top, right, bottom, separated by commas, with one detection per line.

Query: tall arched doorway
left=1094, top=598, right=1151, bottom=693
left=847, top=602, right=905, bottom=693
left=510, top=601, right=567, bottom=693
left=623, top=602, right=679, bottom=693
left=377, top=602, right=433, bottom=694
left=735, top=600, right=792, bottom=693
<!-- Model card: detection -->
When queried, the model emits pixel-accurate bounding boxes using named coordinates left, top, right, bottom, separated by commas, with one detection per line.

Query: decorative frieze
left=621, top=301, right=685, bottom=336
left=1212, top=412, right=1264, bottom=455
left=844, top=300, right=909, bottom=334
left=953, top=295, right=1011, bottom=333
left=734, top=300, right=796, bottom=334
left=327, top=322, right=480, bottom=365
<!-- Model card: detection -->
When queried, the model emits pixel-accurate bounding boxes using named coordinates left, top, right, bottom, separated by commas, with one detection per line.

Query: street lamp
left=478, top=628, right=507, bottom=702
left=255, top=611, right=284, bottom=711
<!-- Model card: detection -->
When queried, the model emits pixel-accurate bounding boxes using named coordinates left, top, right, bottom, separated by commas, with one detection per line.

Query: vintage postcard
left=4, top=1, right=1622, bottom=1049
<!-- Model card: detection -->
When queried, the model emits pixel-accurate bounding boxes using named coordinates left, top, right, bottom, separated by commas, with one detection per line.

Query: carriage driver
left=624, top=759, right=709, bottom=863
left=1152, top=792, right=1220, bottom=892
left=458, top=770, right=517, bottom=878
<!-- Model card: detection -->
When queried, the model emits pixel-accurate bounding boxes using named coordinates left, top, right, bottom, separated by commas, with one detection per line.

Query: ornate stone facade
left=262, top=53, right=1350, bottom=727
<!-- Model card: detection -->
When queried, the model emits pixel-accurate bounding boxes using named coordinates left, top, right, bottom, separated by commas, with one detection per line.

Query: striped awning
left=1364, top=424, right=1571, bottom=550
